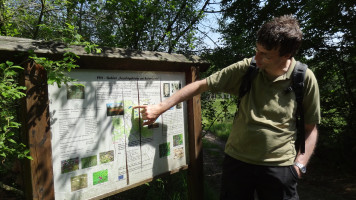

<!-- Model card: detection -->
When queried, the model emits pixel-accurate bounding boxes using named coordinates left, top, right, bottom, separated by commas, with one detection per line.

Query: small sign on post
left=0, top=36, right=209, bottom=200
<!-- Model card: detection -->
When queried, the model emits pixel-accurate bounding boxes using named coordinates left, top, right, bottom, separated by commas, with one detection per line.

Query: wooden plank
left=0, top=36, right=210, bottom=71
left=186, top=66, right=204, bottom=200
left=21, top=61, right=55, bottom=200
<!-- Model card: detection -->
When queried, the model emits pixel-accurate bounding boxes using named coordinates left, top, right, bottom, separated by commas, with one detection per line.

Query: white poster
left=48, top=70, right=188, bottom=200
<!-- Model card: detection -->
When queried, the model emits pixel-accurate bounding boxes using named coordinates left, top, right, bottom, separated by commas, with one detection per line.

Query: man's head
left=257, top=15, right=302, bottom=58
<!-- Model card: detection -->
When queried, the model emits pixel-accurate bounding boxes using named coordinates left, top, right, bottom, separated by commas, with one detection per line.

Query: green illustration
left=112, top=116, right=125, bottom=141
left=111, top=100, right=154, bottom=143
left=132, top=107, right=155, bottom=138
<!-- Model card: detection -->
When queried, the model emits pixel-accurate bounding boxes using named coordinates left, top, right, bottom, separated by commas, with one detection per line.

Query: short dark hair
left=257, top=15, right=302, bottom=57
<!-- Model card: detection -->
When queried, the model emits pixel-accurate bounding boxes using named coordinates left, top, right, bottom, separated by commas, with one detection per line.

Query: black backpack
left=237, top=57, right=307, bottom=154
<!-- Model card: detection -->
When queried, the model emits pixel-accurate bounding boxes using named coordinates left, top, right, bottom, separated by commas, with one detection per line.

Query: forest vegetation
left=0, top=0, right=355, bottom=199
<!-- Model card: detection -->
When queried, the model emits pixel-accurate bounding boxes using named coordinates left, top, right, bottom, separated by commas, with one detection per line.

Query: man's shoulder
left=206, top=57, right=254, bottom=94
left=223, top=57, right=253, bottom=72
left=304, top=68, right=318, bottom=86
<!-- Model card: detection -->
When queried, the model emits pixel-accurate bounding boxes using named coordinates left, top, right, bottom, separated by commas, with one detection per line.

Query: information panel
left=48, top=70, right=188, bottom=200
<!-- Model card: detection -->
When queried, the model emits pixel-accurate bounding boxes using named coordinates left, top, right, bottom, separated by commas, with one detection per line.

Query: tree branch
left=169, top=0, right=210, bottom=53
left=0, top=181, right=24, bottom=197
left=153, top=0, right=187, bottom=51
left=197, top=29, right=220, bottom=47
left=204, top=10, right=225, bottom=13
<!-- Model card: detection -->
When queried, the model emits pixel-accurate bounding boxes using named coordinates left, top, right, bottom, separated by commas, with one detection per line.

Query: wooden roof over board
left=0, top=36, right=210, bottom=72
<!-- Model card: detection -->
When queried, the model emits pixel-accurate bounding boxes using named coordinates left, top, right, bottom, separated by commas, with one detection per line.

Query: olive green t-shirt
left=207, top=57, right=320, bottom=166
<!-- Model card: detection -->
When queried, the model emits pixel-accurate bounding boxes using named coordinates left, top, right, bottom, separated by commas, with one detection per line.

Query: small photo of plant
left=93, top=169, right=108, bottom=185
left=159, top=142, right=171, bottom=158
left=71, top=174, right=88, bottom=191
left=100, top=150, right=114, bottom=164
left=67, top=85, right=85, bottom=99
left=173, top=147, right=184, bottom=159
left=81, top=155, right=97, bottom=169
left=173, top=134, right=183, bottom=147
left=61, top=158, right=79, bottom=174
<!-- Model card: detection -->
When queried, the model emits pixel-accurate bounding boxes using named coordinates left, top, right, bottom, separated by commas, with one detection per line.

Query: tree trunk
left=0, top=0, right=6, bottom=35
left=33, top=0, right=46, bottom=39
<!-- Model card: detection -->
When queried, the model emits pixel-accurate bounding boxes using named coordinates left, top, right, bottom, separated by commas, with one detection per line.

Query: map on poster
left=48, top=70, right=188, bottom=200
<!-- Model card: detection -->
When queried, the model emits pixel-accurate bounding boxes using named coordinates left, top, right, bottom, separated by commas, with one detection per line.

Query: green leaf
left=5, top=61, right=14, bottom=66
left=24, top=149, right=30, bottom=155
left=1, top=92, right=8, bottom=97
left=84, top=46, right=90, bottom=54
left=8, top=139, right=17, bottom=144
left=26, top=156, right=33, bottom=160
left=48, top=79, right=56, bottom=85
left=9, top=66, right=24, bottom=70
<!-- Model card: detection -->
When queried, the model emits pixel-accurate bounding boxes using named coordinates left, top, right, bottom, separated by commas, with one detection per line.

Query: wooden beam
left=186, top=66, right=204, bottom=200
left=20, top=61, right=55, bottom=200
left=0, top=36, right=210, bottom=72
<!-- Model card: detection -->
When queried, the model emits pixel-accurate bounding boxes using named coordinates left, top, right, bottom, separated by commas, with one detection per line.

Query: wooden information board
left=0, top=36, right=209, bottom=200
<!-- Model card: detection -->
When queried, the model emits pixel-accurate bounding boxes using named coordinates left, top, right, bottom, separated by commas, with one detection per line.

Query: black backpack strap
left=292, top=61, right=308, bottom=154
left=237, top=57, right=259, bottom=111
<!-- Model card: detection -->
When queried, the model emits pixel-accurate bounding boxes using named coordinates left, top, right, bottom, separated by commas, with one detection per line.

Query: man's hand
left=294, top=124, right=318, bottom=179
left=133, top=79, right=209, bottom=126
left=293, top=165, right=302, bottom=179
left=133, top=105, right=162, bottom=126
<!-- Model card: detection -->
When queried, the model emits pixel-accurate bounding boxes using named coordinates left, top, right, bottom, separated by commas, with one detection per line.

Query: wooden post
left=21, top=61, right=55, bottom=200
left=186, top=66, right=204, bottom=200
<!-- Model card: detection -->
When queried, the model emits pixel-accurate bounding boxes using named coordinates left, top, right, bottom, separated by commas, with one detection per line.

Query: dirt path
left=202, top=131, right=225, bottom=199
left=202, top=131, right=356, bottom=200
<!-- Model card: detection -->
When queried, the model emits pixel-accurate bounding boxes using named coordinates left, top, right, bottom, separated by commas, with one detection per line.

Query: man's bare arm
left=133, top=79, right=209, bottom=126
left=294, top=123, right=318, bottom=177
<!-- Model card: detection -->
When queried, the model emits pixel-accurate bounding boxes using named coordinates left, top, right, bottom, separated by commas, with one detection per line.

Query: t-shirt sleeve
left=303, top=69, right=321, bottom=124
left=207, top=58, right=251, bottom=95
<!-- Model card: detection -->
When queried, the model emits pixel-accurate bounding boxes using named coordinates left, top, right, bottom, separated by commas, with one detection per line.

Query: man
left=134, top=15, right=320, bottom=200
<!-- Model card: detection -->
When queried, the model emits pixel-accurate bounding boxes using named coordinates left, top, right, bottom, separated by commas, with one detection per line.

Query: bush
left=0, top=61, right=30, bottom=163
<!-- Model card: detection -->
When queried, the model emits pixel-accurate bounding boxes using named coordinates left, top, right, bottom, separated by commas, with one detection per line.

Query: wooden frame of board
left=0, top=36, right=209, bottom=200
